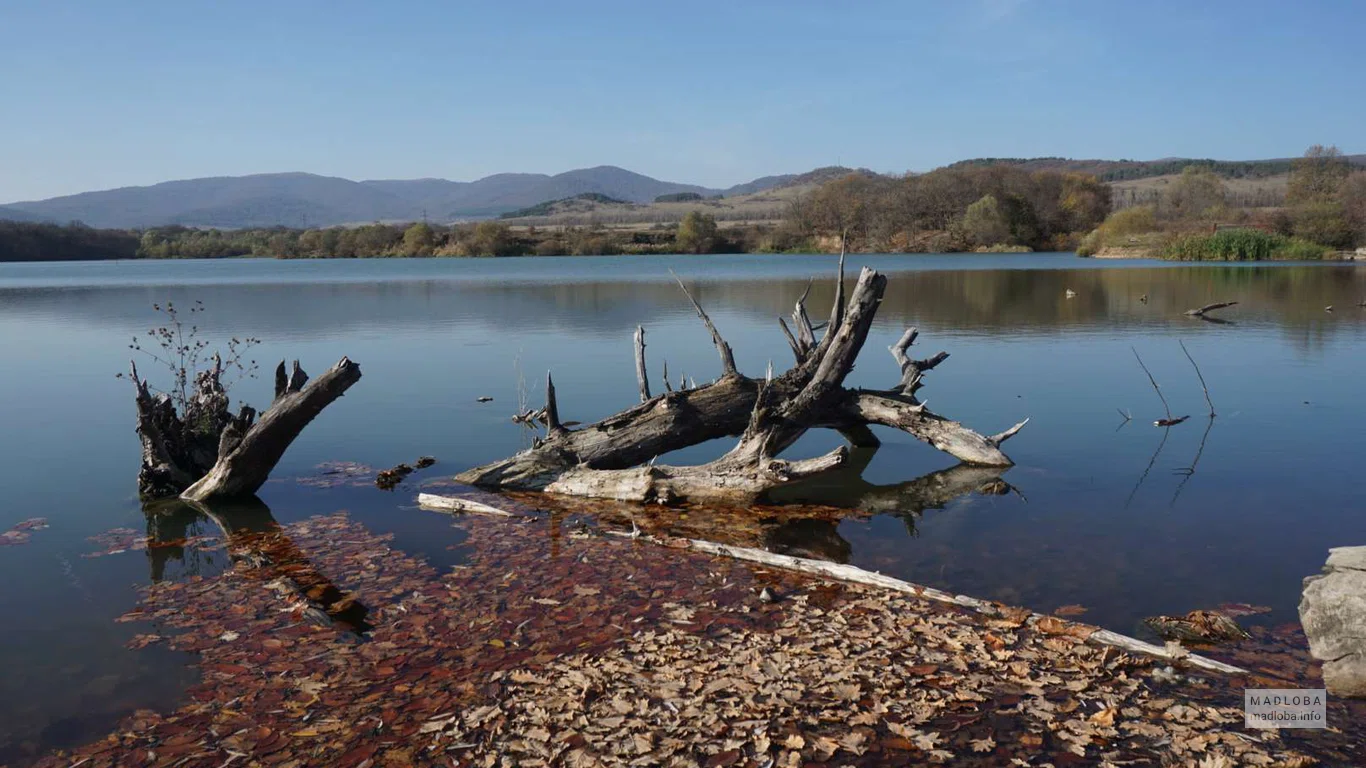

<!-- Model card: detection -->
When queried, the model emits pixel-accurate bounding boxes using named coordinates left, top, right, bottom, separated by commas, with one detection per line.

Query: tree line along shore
left=3, top=146, right=1363, bottom=263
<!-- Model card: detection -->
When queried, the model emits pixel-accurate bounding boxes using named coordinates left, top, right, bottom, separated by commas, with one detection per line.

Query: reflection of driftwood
left=769, top=450, right=1020, bottom=535
left=1171, top=416, right=1214, bottom=506
left=457, top=259, right=1026, bottom=504
left=145, top=498, right=372, bottom=632
left=1125, top=425, right=1171, bottom=509
left=760, top=519, right=851, bottom=563
left=1184, top=301, right=1238, bottom=318
left=465, top=458, right=1018, bottom=564
left=132, top=356, right=361, bottom=502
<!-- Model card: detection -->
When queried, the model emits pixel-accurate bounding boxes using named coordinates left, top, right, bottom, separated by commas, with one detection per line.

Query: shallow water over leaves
left=2, top=254, right=1366, bottom=757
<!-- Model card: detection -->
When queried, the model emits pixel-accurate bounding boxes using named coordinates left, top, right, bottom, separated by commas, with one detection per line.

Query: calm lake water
left=2, top=252, right=1365, bottom=759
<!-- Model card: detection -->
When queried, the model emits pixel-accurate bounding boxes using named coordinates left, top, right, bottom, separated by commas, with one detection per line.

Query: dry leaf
left=970, top=736, right=996, bottom=752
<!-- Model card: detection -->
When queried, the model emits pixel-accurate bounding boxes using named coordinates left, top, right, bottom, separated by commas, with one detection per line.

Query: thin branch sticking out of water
left=1132, top=347, right=1187, bottom=427
left=1179, top=340, right=1215, bottom=418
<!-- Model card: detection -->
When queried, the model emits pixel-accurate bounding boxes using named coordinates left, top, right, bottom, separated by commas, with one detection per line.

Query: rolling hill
left=945, top=155, right=1366, bottom=182
left=0, top=205, right=42, bottom=223
left=2, top=166, right=795, bottom=229
left=6, top=155, right=1361, bottom=230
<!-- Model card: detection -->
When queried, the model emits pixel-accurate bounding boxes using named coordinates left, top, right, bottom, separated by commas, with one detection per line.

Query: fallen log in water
left=417, top=492, right=526, bottom=518
left=413, top=492, right=1242, bottom=675
left=131, top=356, right=361, bottom=502
left=682, top=538, right=1245, bottom=675
left=1184, top=300, right=1238, bottom=319
left=457, top=254, right=1026, bottom=504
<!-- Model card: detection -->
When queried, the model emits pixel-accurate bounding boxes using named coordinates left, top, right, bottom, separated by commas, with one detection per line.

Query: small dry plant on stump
left=120, top=300, right=363, bottom=503
left=116, top=300, right=261, bottom=417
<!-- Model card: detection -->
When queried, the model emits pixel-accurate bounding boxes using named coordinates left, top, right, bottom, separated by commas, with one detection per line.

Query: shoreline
left=1088, top=244, right=1365, bottom=261
left=26, top=491, right=1366, bottom=767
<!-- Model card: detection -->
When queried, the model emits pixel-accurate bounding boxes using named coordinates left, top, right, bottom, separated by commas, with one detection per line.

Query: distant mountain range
left=4, top=156, right=1362, bottom=230
left=0, top=205, right=41, bottom=223
left=0, top=166, right=820, bottom=229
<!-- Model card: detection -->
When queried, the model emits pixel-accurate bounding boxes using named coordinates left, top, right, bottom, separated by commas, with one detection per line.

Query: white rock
left=1299, top=546, right=1366, bottom=697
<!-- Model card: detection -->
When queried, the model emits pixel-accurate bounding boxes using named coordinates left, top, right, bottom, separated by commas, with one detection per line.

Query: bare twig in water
left=513, top=349, right=528, bottom=416
left=1132, top=348, right=1187, bottom=426
left=1179, top=339, right=1215, bottom=418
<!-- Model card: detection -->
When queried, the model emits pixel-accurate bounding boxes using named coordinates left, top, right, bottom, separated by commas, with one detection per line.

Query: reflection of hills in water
left=2, top=264, right=1363, bottom=343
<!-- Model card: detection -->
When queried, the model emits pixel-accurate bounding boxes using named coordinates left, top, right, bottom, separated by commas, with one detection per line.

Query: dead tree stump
left=131, top=356, right=361, bottom=502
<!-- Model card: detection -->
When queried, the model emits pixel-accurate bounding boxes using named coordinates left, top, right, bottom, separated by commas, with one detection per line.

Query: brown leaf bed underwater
left=23, top=499, right=1366, bottom=768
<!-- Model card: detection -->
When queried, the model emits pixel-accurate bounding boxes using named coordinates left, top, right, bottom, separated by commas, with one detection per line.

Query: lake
left=2, top=252, right=1365, bottom=761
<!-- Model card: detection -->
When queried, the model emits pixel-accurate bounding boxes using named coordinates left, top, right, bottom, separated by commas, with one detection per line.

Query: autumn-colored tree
left=1059, top=173, right=1111, bottom=231
left=1287, top=145, right=1350, bottom=204
left=676, top=210, right=719, bottom=253
left=470, top=221, right=518, bottom=256
left=1292, top=202, right=1354, bottom=248
left=795, top=173, right=875, bottom=249
left=1160, top=167, right=1226, bottom=221
left=1343, top=173, right=1366, bottom=246
left=402, top=222, right=436, bottom=256
left=961, top=195, right=1011, bottom=246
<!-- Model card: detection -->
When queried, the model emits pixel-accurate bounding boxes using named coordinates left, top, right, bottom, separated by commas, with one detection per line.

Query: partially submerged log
left=131, top=356, right=361, bottom=502
left=458, top=258, right=1026, bottom=504
left=1143, top=610, right=1251, bottom=645
left=416, top=487, right=1243, bottom=675
left=683, top=538, right=1245, bottom=675
left=417, top=492, right=525, bottom=518
left=1184, top=301, right=1238, bottom=318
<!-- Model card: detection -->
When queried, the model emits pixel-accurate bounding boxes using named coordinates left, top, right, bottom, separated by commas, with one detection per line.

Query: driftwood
left=457, top=259, right=1026, bottom=504
left=1184, top=301, right=1238, bottom=318
left=417, top=492, right=525, bottom=518
left=1143, top=610, right=1250, bottom=645
left=131, top=356, right=361, bottom=502
left=415, top=489, right=1242, bottom=674
left=683, top=539, right=1245, bottom=675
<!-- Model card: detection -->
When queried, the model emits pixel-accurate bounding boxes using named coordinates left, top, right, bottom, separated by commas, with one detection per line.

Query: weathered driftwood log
left=131, top=356, right=361, bottom=502
left=1142, top=610, right=1251, bottom=645
left=682, top=537, right=1244, bottom=675
left=457, top=258, right=1026, bottom=504
left=1184, top=300, right=1238, bottom=318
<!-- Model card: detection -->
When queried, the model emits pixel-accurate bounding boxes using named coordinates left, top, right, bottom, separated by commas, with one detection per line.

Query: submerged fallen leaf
left=1053, top=604, right=1088, bottom=617
left=1215, top=602, right=1274, bottom=618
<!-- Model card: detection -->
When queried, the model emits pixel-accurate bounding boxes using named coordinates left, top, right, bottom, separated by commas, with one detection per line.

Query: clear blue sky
left=2, top=0, right=1362, bottom=202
